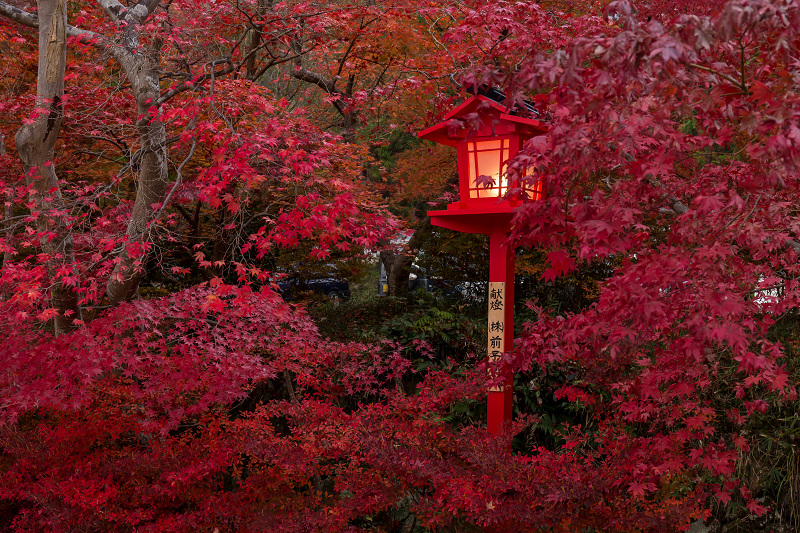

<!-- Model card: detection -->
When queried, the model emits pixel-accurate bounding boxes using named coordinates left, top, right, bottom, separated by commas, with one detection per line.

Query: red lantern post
left=418, top=93, right=546, bottom=435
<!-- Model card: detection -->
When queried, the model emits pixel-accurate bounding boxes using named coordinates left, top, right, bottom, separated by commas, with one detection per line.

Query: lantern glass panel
left=467, top=139, right=509, bottom=199
left=521, top=167, right=544, bottom=201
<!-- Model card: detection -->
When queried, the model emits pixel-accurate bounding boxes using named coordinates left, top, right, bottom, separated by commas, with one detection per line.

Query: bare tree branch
left=0, top=2, right=37, bottom=27
left=0, top=1, right=105, bottom=46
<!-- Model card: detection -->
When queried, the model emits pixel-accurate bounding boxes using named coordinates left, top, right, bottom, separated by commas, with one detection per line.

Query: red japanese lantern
left=418, top=93, right=546, bottom=232
left=418, top=92, right=546, bottom=435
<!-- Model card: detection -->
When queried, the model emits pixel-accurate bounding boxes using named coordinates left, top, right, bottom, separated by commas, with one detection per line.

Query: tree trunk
left=380, top=250, right=411, bottom=298
left=379, top=222, right=430, bottom=298
left=106, top=35, right=169, bottom=305
left=245, top=0, right=271, bottom=80
left=1, top=136, right=13, bottom=270
left=14, top=0, right=81, bottom=334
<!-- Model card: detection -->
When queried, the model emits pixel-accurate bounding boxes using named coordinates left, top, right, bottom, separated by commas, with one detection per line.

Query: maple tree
left=0, top=0, right=397, bottom=317
left=453, top=0, right=800, bottom=526
left=1, top=0, right=800, bottom=531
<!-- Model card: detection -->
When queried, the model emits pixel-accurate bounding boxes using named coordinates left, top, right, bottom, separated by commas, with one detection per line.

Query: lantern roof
left=476, top=86, right=539, bottom=116
left=418, top=92, right=546, bottom=147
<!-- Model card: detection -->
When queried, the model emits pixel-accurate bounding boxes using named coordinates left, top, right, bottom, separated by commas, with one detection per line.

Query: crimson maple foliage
left=452, top=0, right=799, bottom=526
left=1, top=0, right=799, bottom=531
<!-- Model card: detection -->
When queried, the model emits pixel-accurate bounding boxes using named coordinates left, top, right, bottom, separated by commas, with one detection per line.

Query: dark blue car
left=276, top=277, right=350, bottom=301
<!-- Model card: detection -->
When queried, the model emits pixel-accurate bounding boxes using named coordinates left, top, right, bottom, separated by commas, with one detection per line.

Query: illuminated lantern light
left=465, top=139, right=543, bottom=201
left=467, top=138, right=508, bottom=198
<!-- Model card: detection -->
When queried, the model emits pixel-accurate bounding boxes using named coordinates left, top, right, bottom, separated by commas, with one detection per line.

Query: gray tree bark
left=379, top=226, right=427, bottom=298
left=1, top=136, right=12, bottom=270
left=13, top=0, right=81, bottom=334
left=100, top=0, right=169, bottom=305
left=380, top=249, right=412, bottom=298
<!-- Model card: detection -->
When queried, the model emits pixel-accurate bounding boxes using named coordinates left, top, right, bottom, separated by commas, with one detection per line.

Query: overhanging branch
left=0, top=2, right=37, bottom=27
left=0, top=1, right=106, bottom=47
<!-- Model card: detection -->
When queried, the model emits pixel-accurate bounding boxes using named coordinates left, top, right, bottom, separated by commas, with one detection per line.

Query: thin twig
left=154, top=117, right=198, bottom=221
left=687, top=62, right=747, bottom=93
